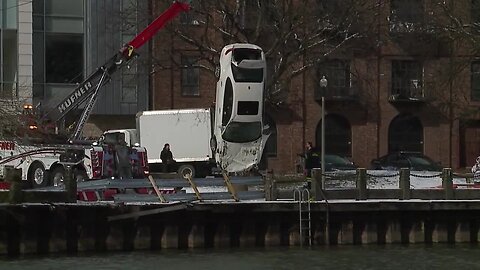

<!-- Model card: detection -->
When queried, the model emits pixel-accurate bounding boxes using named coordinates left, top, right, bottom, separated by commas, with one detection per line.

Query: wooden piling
left=312, top=169, right=321, bottom=201
left=161, top=225, right=179, bottom=249
left=455, top=222, right=471, bottom=243
left=385, top=221, right=402, bottom=244
left=361, top=222, right=378, bottom=244
left=408, top=221, right=425, bottom=244
left=134, top=225, right=152, bottom=250
left=188, top=224, right=205, bottom=248
left=356, top=168, right=367, bottom=200
left=265, top=173, right=275, bottom=201
left=239, top=222, right=256, bottom=247
left=399, top=168, right=411, bottom=200
left=442, top=168, right=454, bottom=200
left=6, top=168, right=22, bottom=204
left=265, top=223, right=282, bottom=246
left=339, top=221, right=354, bottom=245
left=214, top=223, right=230, bottom=248
left=64, top=166, right=77, bottom=203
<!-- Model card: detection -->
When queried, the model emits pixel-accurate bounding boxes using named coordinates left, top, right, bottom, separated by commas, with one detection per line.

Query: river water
left=1, top=245, right=479, bottom=270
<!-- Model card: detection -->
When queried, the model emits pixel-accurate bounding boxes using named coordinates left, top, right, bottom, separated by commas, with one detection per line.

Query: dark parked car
left=309, top=153, right=357, bottom=172
left=371, top=152, right=442, bottom=171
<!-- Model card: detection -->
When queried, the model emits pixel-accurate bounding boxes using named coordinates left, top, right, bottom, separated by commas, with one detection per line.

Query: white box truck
left=104, top=108, right=216, bottom=178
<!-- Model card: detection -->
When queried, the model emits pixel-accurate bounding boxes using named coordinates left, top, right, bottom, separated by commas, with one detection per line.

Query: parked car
left=308, top=153, right=357, bottom=172
left=370, top=151, right=442, bottom=171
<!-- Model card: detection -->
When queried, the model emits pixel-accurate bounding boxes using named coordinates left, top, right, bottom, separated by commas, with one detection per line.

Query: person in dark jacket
left=160, top=143, right=175, bottom=173
left=304, top=142, right=314, bottom=177
left=115, top=137, right=132, bottom=179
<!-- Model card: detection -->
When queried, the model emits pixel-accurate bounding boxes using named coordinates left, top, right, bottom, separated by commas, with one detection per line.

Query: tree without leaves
left=407, top=1, right=480, bottom=122
left=152, top=0, right=381, bottom=106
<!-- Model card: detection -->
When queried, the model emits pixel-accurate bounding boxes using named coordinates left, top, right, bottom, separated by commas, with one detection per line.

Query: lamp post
left=319, top=76, right=327, bottom=189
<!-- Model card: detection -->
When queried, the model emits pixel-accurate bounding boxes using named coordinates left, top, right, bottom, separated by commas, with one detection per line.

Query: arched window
left=316, top=114, right=352, bottom=157
left=388, top=114, right=423, bottom=153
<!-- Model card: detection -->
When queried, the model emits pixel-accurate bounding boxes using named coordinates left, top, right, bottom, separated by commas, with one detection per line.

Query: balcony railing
left=389, top=86, right=426, bottom=103
left=314, top=86, right=358, bottom=102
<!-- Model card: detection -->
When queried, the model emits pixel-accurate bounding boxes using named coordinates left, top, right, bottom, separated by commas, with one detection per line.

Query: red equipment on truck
left=0, top=1, right=190, bottom=187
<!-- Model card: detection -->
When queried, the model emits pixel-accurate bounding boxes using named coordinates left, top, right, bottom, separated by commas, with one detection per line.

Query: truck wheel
left=178, top=164, right=195, bottom=179
left=74, top=170, right=87, bottom=182
left=29, top=162, right=48, bottom=188
left=50, top=166, right=65, bottom=187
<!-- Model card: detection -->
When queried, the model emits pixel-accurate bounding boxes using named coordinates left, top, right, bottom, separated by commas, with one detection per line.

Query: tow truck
left=0, top=1, right=190, bottom=188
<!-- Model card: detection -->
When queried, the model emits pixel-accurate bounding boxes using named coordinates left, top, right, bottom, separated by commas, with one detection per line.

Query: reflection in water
left=2, top=245, right=480, bottom=270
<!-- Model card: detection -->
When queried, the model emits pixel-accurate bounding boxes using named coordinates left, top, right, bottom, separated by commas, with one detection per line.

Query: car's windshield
left=408, top=155, right=435, bottom=166
left=231, top=64, right=263, bottom=83
left=325, top=154, right=352, bottom=165
left=222, top=121, right=262, bottom=143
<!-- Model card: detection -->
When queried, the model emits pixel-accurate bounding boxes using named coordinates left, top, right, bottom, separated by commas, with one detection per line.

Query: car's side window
left=386, top=154, right=398, bottom=163
left=222, top=78, right=234, bottom=126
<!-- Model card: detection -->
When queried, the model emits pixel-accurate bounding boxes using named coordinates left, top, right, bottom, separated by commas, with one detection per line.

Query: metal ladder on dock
left=294, top=188, right=312, bottom=247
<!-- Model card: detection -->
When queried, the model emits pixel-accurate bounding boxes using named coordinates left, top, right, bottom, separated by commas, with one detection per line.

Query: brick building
left=150, top=0, right=480, bottom=174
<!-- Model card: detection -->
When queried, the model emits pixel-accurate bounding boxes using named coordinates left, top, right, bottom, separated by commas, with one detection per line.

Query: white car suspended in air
left=211, top=43, right=270, bottom=173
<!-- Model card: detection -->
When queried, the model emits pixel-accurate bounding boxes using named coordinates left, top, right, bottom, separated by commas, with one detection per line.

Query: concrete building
left=150, top=0, right=480, bottom=174
left=0, top=0, right=149, bottom=137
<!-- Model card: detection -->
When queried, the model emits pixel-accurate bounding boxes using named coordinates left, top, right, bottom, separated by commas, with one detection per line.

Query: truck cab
left=102, top=129, right=139, bottom=147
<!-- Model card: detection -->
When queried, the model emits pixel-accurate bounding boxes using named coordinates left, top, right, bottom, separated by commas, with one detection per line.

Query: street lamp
left=319, top=76, right=327, bottom=189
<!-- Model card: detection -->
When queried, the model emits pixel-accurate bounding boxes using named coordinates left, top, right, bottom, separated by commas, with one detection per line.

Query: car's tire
left=29, top=162, right=48, bottom=188
left=50, top=166, right=65, bottom=187
left=178, top=164, right=196, bottom=179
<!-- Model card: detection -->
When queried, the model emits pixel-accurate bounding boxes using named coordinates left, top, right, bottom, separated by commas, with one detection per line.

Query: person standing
left=160, top=143, right=175, bottom=173
left=304, top=142, right=314, bottom=177
left=115, top=137, right=132, bottom=179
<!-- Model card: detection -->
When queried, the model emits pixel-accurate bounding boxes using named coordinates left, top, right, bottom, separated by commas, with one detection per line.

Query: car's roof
left=384, top=151, right=425, bottom=157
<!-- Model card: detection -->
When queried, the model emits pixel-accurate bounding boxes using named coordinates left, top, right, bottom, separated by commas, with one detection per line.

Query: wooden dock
left=1, top=168, right=480, bottom=256
left=3, top=199, right=480, bottom=256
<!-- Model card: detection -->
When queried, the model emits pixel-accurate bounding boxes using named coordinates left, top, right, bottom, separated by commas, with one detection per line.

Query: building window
left=0, top=0, right=18, bottom=98
left=45, top=34, right=83, bottom=83
left=391, top=60, right=423, bottom=99
left=472, top=62, right=480, bottom=101
left=122, top=72, right=138, bottom=103
left=389, top=0, right=423, bottom=32
left=181, top=56, right=200, bottom=96
left=2, top=30, right=17, bottom=98
left=33, top=0, right=84, bottom=104
left=388, top=114, right=423, bottom=153
left=316, top=60, right=351, bottom=97
left=119, top=1, right=141, bottom=105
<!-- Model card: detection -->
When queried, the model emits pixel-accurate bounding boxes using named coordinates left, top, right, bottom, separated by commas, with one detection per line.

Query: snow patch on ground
left=324, top=170, right=472, bottom=189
